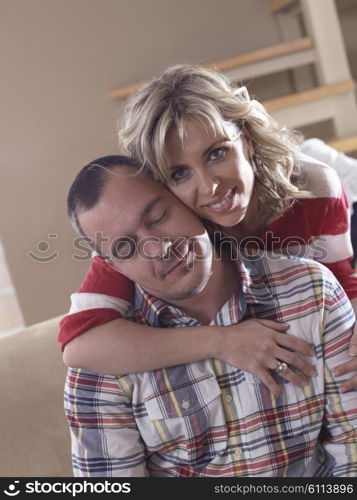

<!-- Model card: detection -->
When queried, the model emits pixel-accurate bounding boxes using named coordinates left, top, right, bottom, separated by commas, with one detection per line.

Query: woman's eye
left=209, top=147, right=226, bottom=161
left=170, top=167, right=189, bottom=182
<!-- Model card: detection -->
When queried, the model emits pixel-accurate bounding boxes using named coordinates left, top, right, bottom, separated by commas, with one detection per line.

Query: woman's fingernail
left=349, top=346, right=357, bottom=356
left=333, top=368, right=340, bottom=376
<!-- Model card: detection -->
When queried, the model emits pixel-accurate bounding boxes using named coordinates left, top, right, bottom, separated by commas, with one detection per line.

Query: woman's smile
left=201, top=187, right=236, bottom=212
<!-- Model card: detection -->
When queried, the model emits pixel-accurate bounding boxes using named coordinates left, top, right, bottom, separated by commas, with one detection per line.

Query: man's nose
left=140, top=237, right=173, bottom=260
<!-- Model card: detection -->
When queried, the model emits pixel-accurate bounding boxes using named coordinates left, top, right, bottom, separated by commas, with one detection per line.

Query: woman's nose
left=198, top=173, right=219, bottom=198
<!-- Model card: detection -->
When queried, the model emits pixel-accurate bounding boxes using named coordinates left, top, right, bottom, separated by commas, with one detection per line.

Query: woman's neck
left=227, top=196, right=265, bottom=240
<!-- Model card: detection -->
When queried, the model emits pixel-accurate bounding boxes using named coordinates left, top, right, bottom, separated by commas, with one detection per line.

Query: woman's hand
left=216, top=318, right=316, bottom=396
left=333, top=321, right=357, bottom=392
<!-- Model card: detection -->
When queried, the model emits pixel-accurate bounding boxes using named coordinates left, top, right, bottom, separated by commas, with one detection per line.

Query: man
left=64, top=155, right=357, bottom=477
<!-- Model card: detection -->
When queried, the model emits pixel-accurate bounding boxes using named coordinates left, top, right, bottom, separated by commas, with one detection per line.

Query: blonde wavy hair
left=119, top=64, right=308, bottom=225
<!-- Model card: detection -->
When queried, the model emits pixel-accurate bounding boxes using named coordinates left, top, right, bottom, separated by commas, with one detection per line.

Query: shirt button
left=225, top=394, right=232, bottom=403
left=181, top=400, right=190, bottom=410
left=233, top=447, right=243, bottom=459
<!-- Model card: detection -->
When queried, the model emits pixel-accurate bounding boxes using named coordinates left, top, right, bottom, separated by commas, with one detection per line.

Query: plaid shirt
left=65, top=254, right=357, bottom=477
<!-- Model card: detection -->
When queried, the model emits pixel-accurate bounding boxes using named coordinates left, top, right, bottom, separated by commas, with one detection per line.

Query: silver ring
left=275, top=361, right=288, bottom=374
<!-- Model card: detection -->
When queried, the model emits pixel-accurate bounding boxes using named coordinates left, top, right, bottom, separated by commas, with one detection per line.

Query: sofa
left=0, top=316, right=73, bottom=477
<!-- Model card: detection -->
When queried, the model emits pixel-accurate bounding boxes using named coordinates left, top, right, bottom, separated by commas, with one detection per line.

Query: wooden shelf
left=269, top=0, right=298, bottom=14
left=108, top=37, right=313, bottom=100
left=328, top=136, right=357, bottom=154
left=207, top=37, right=312, bottom=72
left=263, top=80, right=356, bottom=112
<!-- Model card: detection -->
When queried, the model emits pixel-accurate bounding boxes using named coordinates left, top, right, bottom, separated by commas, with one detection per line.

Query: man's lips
left=161, top=240, right=191, bottom=276
left=162, top=248, right=190, bottom=276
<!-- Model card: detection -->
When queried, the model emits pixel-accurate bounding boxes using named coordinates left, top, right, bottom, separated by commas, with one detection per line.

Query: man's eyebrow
left=139, top=196, right=164, bottom=223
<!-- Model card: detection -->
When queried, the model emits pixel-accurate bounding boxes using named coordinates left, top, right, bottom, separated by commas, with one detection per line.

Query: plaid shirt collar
left=133, top=255, right=278, bottom=328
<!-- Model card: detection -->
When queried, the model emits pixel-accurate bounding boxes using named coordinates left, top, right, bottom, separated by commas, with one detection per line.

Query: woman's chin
left=210, top=208, right=246, bottom=228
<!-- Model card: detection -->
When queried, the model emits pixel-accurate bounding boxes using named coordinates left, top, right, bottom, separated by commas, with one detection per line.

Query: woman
left=60, top=65, right=357, bottom=393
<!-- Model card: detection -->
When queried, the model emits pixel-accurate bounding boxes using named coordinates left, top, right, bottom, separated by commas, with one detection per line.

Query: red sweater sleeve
left=57, top=257, right=134, bottom=351
left=322, top=259, right=357, bottom=300
left=266, top=189, right=357, bottom=299
left=315, top=190, right=357, bottom=300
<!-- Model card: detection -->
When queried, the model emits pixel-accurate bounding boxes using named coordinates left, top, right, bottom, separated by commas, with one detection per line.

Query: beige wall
left=0, top=0, right=356, bottom=325
left=0, top=0, right=279, bottom=325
